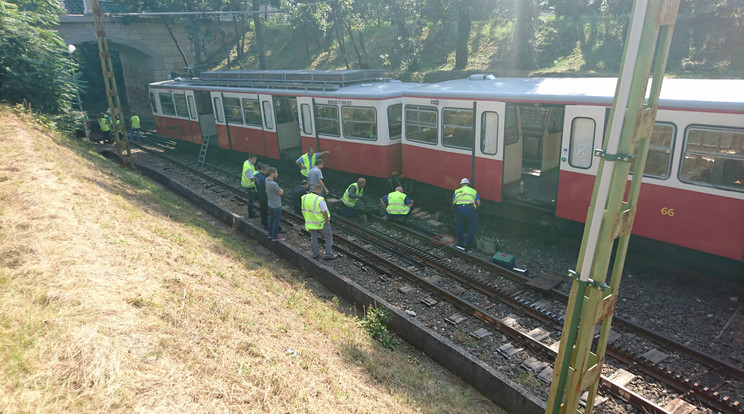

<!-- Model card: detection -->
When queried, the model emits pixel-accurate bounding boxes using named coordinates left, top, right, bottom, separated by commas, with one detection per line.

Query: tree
left=286, top=0, right=329, bottom=58
left=511, top=0, right=536, bottom=70
left=455, top=0, right=471, bottom=69
left=251, top=0, right=266, bottom=69
left=0, top=0, right=77, bottom=122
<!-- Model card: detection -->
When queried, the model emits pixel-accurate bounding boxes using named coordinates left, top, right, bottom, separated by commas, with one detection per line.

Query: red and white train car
left=400, top=76, right=744, bottom=260
left=148, top=70, right=416, bottom=178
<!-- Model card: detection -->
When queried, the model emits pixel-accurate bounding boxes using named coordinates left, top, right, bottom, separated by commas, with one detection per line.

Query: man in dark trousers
left=265, top=167, right=285, bottom=241
left=254, top=163, right=270, bottom=230
left=452, top=178, right=481, bottom=250
left=338, top=178, right=366, bottom=217
left=241, top=154, right=258, bottom=218
left=291, top=180, right=310, bottom=215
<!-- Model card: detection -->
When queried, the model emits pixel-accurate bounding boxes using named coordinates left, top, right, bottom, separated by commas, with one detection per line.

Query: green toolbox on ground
left=492, top=252, right=515, bottom=270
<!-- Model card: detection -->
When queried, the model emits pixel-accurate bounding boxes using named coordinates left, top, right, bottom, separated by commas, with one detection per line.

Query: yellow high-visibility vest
left=130, top=115, right=141, bottom=129
left=99, top=115, right=111, bottom=132
left=302, top=193, right=329, bottom=230
left=454, top=186, right=477, bottom=205
left=241, top=160, right=256, bottom=188
left=299, top=153, right=316, bottom=177
left=341, top=183, right=364, bottom=208
left=386, top=191, right=410, bottom=215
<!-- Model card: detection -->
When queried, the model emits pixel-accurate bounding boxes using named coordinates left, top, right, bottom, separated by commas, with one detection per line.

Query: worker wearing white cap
left=452, top=178, right=481, bottom=250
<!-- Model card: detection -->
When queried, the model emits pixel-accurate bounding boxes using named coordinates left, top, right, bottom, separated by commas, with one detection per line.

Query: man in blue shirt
left=380, top=187, right=413, bottom=223
left=296, top=147, right=330, bottom=178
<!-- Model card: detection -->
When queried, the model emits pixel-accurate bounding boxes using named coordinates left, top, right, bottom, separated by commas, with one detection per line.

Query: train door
left=258, top=94, right=277, bottom=158
left=473, top=101, right=505, bottom=202
left=555, top=105, right=607, bottom=222
left=189, top=91, right=216, bottom=144
left=501, top=103, right=564, bottom=210
left=273, top=96, right=302, bottom=160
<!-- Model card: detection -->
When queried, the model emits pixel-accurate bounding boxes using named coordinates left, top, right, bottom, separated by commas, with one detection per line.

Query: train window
left=442, top=108, right=474, bottom=150
left=241, top=99, right=262, bottom=126
left=504, top=106, right=519, bottom=146
left=150, top=92, right=157, bottom=113
left=262, top=101, right=274, bottom=129
left=569, top=117, right=595, bottom=169
left=481, top=111, right=499, bottom=155
left=174, top=94, right=188, bottom=118
left=405, top=105, right=437, bottom=145
left=314, top=104, right=340, bottom=137
left=343, top=106, right=377, bottom=141
left=630, top=123, right=675, bottom=179
left=388, top=104, right=402, bottom=140
left=680, top=126, right=744, bottom=192
left=223, top=97, right=243, bottom=124
left=274, top=97, right=297, bottom=125
left=213, top=97, right=223, bottom=123
left=187, top=95, right=197, bottom=120
left=301, top=104, right=312, bottom=135
left=159, top=92, right=176, bottom=116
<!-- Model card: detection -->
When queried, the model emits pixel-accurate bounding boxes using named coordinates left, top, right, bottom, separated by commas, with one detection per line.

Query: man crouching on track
left=301, top=184, right=337, bottom=260
left=381, top=186, right=413, bottom=223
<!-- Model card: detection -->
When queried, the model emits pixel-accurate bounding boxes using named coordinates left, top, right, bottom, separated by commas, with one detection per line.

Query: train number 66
left=660, top=207, right=675, bottom=216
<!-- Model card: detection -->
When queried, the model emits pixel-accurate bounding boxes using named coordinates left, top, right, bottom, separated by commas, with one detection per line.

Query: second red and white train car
left=148, top=70, right=417, bottom=179
left=400, top=76, right=744, bottom=260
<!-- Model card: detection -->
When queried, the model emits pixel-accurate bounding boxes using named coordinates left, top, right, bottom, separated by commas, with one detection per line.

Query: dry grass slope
left=0, top=107, right=503, bottom=413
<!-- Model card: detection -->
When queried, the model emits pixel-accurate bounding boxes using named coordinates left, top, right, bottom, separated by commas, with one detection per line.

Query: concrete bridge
left=57, top=0, right=236, bottom=119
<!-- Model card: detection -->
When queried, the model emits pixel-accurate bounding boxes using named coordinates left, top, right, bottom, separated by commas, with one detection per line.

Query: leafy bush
left=361, top=306, right=398, bottom=350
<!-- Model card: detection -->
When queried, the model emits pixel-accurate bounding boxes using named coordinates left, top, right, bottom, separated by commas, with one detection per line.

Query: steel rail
left=130, top=138, right=736, bottom=413
left=378, top=218, right=744, bottom=381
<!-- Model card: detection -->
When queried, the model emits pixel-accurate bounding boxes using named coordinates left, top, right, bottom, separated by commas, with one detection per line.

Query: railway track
left=125, top=136, right=743, bottom=413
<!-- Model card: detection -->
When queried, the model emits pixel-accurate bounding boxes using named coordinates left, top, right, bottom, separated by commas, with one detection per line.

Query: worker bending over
left=452, top=178, right=481, bottom=250
left=338, top=178, right=366, bottom=217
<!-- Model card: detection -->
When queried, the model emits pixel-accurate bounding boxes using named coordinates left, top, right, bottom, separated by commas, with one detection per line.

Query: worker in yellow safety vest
left=301, top=184, right=336, bottom=260
left=98, top=113, right=112, bottom=143
left=296, top=147, right=330, bottom=177
left=452, top=178, right=481, bottom=250
left=339, top=177, right=366, bottom=217
left=129, top=113, right=141, bottom=144
left=241, top=154, right=258, bottom=218
left=380, top=186, right=413, bottom=223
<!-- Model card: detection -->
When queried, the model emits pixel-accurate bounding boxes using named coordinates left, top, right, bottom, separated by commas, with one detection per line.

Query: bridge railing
left=60, top=0, right=127, bottom=15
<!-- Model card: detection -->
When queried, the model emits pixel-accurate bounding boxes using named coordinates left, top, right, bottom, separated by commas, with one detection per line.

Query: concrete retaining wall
left=137, top=162, right=547, bottom=414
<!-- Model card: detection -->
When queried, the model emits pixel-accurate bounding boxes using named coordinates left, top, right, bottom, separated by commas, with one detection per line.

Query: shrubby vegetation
left=0, top=0, right=80, bottom=130
left=122, top=0, right=739, bottom=78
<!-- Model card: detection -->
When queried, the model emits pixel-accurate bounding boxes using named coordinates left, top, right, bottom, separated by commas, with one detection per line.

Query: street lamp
left=67, top=44, right=90, bottom=139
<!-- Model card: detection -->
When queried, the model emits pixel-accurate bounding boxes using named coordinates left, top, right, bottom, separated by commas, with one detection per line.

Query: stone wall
left=57, top=15, right=234, bottom=121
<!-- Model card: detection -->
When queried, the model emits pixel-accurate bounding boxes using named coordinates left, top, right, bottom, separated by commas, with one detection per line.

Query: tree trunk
left=336, top=24, right=350, bottom=69
left=512, top=0, right=535, bottom=70
left=164, top=20, right=191, bottom=72
left=345, top=21, right=363, bottom=68
left=455, top=0, right=471, bottom=69
left=252, top=0, right=266, bottom=69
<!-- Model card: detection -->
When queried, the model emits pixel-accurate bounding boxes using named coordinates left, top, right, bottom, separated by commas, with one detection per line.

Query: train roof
left=148, top=77, right=419, bottom=99
left=403, top=76, right=744, bottom=112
